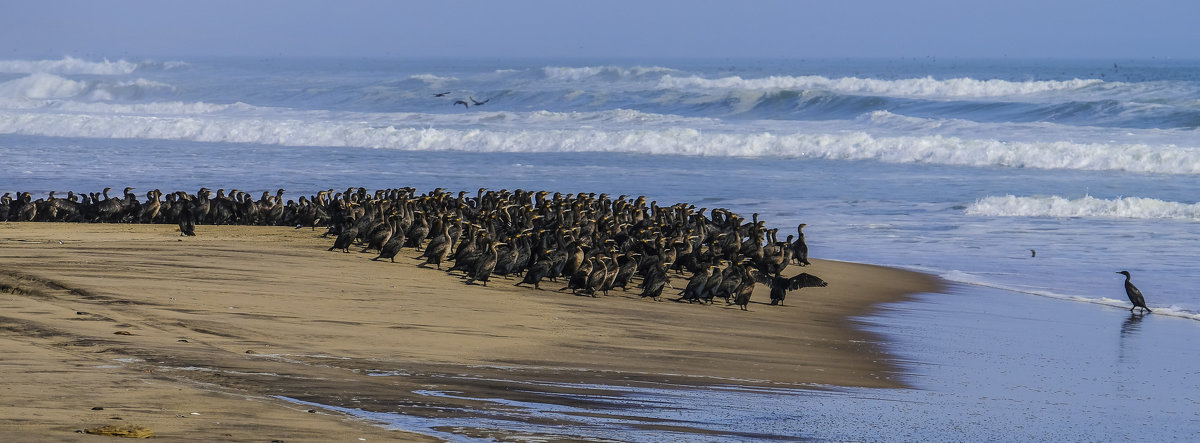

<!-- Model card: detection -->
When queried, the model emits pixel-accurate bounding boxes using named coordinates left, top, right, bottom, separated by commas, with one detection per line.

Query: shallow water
left=274, top=285, right=1200, bottom=441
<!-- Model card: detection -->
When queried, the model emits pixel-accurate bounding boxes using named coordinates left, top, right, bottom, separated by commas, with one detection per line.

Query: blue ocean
left=3, top=56, right=1199, bottom=440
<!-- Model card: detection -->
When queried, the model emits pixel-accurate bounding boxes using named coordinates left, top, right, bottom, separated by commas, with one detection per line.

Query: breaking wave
left=658, top=74, right=1105, bottom=98
left=409, top=74, right=458, bottom=86
left=543, top=65, right=678, bottom=82
left=967, top=195, right=1200, bottom=221
left=0, top=73, right=174, bottom=104
left=0, top=56, right=188, bottom=75
left=3, top=107, right=1200, bottom=174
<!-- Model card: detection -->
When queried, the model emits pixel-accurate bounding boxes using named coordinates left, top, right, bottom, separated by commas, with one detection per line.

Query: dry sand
left=0, top=222, right=942, bottom=441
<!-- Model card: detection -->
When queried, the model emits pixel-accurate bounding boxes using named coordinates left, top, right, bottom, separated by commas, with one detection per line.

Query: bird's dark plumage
left=758, top=272, right=828, bottom=306
left=1117, top=271, right=1151, bottom=313
left=178, top=201, right=196, bottom=237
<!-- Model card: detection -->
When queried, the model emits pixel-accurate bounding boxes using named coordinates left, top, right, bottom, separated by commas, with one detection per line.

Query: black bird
left=470, top=96, right=489, bottom=106
left=373, top=233, right=406, bottom=262
left=434, top=91, right=451, bottom=97
left=465, top=240, right=503, bottom=286
left=328, top=224, right=359, bottom=253
left=677, top=265, right=714, bottom=303
left=758, top=272, right=828, bottom=306
left=178, top=200, right=196, bottom=237
left=1117, top=271, right=1152, bottom=313
left=638, top=259, right=670, bottom=301
left=791, top=223, right=810, bottom=266
left=731, top=267, right=758, bottom=310
left=515, top=254, right=555, bottom=290
left=454, top=100, right=469, bottom=108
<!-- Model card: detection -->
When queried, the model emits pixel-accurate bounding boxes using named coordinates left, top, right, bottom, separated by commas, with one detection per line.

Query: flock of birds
left=435, top=91, right=490, bottom=109
left=2, top=186, right=831, bottom=310
left=2, top=186, right=1155, bottom=313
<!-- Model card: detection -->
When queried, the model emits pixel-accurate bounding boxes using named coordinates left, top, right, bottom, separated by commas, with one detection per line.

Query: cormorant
left=465, top=240, right=503, bottom=286
left=1116, top=271, right=1152, bottom=313
left=515, top=252, right=555, bottom=290
left=373, top=229, right=407, bottom=262
left=584, top=256, right=608, bottom=297
left=178, top=200, right=196, bottom=237
left=638, top=260, right=670, bottom=301
left=420, top=217, right=452, bottom=269
left=434, top=91, right=451, bottom=97
left=731, top=267, right=758, bottom=310
left=470, top=96, right=489, bottom=106
left=561, top=256, right=594, bottom=294
left=678, top=264, right=714, bottom=303
left=791, top=223, right=810, bottom=266
left=454, top=100, right=469, bottom=108
left=758, top=272, right=828, bottom=306
left=328, top=224, right=359, bottom=253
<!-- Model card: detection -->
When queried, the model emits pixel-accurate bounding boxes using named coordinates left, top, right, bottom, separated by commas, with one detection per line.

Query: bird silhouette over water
left=470, top=96, right=490, bottom=106
left=434, top=91, right=451, bottom=97
left=1116, top=271, right=1152, bottom=313
left=453, top=100, right=469, bottom=108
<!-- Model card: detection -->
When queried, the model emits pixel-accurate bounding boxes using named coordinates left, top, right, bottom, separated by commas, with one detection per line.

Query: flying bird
left=434, top=91, right=451, bottom=97
left=470, top=96, right=490, bottom=106
left=453, top=100, right=469, bottom=108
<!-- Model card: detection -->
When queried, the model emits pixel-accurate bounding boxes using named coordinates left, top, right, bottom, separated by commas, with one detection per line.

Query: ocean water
left=3, top=56, right=1199, bottom=439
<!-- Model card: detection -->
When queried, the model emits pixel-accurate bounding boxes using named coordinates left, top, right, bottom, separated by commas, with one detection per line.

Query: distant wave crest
left=409, top=74, right=458, bottom=85
left=0, top=73, right=174, bottom=103
left=967, top=195, right=1200, bottom=221
left=543, top=65, right=677, bottom=82
left=658, top=74, right=1105, bottom=98
left=0, top=56, right=189, bottom=75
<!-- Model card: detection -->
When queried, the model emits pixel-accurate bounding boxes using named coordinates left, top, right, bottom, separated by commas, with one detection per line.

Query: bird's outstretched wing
left=786, top=273, right=827, bottom=290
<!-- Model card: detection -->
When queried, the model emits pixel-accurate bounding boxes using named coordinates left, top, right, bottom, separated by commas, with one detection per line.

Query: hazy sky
left=3, top=1, right=1197, bottom=59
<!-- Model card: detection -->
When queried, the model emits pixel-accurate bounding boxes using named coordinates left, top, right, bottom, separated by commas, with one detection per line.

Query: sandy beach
left=0, top=222, right=941, bottom=440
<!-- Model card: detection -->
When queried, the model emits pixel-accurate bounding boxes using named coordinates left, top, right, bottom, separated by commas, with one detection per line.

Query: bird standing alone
left=1116, top=271, right=1152, bottom=313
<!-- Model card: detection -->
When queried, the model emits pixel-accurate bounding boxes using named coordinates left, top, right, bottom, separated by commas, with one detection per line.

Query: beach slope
left=0, top=223, right=941, bottom=440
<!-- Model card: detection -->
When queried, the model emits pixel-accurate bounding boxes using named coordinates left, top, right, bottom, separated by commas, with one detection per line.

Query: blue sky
left=2, top=1, right=1197, bottom=59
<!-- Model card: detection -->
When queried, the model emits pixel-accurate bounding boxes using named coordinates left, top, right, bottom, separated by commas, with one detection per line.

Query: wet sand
left=0, top=223, right=941, bottom=441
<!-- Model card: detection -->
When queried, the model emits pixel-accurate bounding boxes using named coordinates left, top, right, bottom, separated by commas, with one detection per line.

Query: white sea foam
left=50, top=100, right=239, bottom=115
left=940, top=269, right=1200, bottom=320
left=3, top=109, right=1200, bottom=174
left=409, top=73, right=458, bottom=85
left=658, top=74, right=1105, bottom=98
left=0, top=73, right=174, bottom=103
left=0, top=56, right=140, bottom=75
left=967, top=195, right=1200, bottom=221
left=543, top=65, right=677, bottom=81
left=0, top=73, right=89, bottom=100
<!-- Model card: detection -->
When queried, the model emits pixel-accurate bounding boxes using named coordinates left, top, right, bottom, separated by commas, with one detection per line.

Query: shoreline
left=0, top=222, right=943, bottom=440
